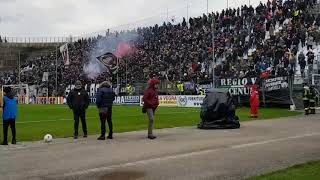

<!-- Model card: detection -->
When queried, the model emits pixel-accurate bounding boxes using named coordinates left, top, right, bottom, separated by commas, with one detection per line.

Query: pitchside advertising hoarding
left=139, top=95, right=178, bottom=107
left=177, top=96, right=205, bottom=107
left=90, top=96, right=140, bottom=105
left=139, top=95, right=205, bottom=107
left=35, top=97, right=64, bottom=105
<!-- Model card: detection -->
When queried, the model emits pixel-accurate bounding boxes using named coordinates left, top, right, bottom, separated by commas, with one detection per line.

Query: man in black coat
left=298, top=51, right=306, bottom=77
left=67, top=80, right=90, bottom=139
left=96, top=81, right=116, bottom=140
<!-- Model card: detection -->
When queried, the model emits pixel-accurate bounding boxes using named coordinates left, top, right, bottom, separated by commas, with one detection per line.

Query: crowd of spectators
left=1, top=0, right=320, bottom=96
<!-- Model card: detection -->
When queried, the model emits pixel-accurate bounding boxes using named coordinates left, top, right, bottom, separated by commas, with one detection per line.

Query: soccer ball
left=44, top=134, right=53, bottom=143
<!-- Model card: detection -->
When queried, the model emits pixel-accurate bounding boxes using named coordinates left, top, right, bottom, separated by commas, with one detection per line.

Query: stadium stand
left=0, top=0, right=320, bottom=96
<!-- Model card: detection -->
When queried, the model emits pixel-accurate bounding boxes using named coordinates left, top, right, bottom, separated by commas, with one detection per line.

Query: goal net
left=1, top=84, right=29, bottom=104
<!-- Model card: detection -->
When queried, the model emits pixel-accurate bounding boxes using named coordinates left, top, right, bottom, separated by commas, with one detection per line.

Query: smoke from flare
left=84, top=32, right=139, bottom=80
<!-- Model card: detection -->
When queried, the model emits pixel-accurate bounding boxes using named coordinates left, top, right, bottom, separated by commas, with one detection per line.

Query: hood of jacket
left=100, top=81, right=112, bottom=88
left=148, top=79, right=160, bottom=89
left=5, top=91, right=14, bottom=99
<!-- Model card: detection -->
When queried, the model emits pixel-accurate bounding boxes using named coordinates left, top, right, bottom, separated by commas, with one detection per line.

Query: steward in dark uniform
left=303, top=83, right=311, bottom=115
left=199, top=88, right=205, bottom=96
left=309, top=85, right=316, bottom=114
left=177, top=82, right=184, bottom=95
left=126, top=84, right=134, bottom=95
left=67, top=80, right=90, bottom=139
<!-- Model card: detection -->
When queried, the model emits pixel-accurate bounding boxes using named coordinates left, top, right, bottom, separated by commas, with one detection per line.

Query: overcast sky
left=0, top=0, right=265, bottom=38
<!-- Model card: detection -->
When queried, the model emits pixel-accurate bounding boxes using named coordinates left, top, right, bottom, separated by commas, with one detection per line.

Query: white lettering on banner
left=198, top=84, right=212, bottom=91
left=66, top=84, right=128, bottom=97
left=221, top=79, right=226, bottom=86
left=228, top=87, right=251, bottom=95
left=219, top=77, right=257, bottom=95
left=264, top=77, right=288, bottom=92
left=220, top=78, right=256, bottom=87
left=65, top=85, right=75, bottom=95
left=90, top=84, right=96, bottom=97
left=227, top=79, right=232, bottom=86
left=91, top=96, right=140, bottom=105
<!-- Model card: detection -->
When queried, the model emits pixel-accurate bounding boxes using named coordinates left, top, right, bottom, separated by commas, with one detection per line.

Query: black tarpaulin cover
left=198, top=89, right=240, bottom=129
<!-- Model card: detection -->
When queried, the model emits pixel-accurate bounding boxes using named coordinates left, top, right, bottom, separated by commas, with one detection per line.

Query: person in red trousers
left=250, top=85, right=260, bottom=118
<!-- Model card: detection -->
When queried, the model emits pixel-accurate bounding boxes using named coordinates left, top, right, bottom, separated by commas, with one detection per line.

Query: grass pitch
left=247, top=161, right=320, bottom=180
left=0, top=105, right=301, bottom=142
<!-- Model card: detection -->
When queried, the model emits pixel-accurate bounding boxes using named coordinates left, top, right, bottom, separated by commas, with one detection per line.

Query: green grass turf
left=246, top=161, right=320, bottom=180
left=0, top=105, right=301, bottom=142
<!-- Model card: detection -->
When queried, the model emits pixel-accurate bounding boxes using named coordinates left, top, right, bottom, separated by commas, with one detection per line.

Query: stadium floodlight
left=1, top=84, right=29, bottom=104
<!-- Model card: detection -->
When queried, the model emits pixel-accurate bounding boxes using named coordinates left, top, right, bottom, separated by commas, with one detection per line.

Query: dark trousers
left=301, top=68, right=305, bottom=77
left=99, top=107, right=113, bottom=137
left=2, top=120, right=16, bottom=143
left=310, top=101, right=316, bottom=114
left=303, top=100, right=310, bottom=115
left=73, top=110, right=87, bottom=136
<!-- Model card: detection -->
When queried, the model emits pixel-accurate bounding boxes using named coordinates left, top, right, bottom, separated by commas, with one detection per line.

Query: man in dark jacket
left=67, top=80, right=90, bottom=139
left=142, top=79, right=160, bottom=140
left=96, top=81, right=116, bottom=140
left=298, top=51, right=306, bottom=77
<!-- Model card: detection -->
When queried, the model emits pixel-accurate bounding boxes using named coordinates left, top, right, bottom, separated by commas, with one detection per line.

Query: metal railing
left=1, top=36, right=83, bottom=44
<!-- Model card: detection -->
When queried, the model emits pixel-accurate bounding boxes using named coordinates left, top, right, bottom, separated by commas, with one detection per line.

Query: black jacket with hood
left=96, top=81, right=116, bottom=108
left=67, top=87, right=90, bottom=112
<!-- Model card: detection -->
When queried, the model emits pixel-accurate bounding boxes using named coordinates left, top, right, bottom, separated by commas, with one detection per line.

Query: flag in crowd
left=60, top=43, right=70, bottom=65
left=97, top=52, right=119, bottom=75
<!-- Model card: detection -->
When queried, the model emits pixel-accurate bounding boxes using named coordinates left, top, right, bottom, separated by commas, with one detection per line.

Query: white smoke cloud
left=83, top=32, right=139, bottom=80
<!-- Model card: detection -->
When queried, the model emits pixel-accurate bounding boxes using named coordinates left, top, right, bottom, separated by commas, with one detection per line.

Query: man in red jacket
left=250, top=85, right=260, bottom=118
left=143, top=79, right=160, bottom=139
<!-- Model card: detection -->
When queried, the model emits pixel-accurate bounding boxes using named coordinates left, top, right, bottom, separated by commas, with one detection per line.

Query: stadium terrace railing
left=1, top=36, right=84, bottom=44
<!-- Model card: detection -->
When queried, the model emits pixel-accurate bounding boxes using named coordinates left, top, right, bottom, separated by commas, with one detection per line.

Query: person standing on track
left=143, top=79, right=160, bottom=140
left=250, top=85, right=260, bottom=118
left=303, top=83, right=311, bottom=115
left=1, top=87, right=18, bottom=145
left=96, top=81, right=116, bottom=140
left=67, top=80, right=90, bottom=139
left=309, top=85, right=316, bottom=114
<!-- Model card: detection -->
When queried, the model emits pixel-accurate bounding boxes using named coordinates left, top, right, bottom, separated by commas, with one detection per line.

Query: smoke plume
left=84, top=31, right=139, bottom=80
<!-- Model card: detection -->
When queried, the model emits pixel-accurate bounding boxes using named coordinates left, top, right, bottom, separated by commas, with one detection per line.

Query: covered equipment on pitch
left=198, top=89, right=240, bottom=129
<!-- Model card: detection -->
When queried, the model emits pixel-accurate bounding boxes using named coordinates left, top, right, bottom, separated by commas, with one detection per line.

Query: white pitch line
left=231, top=133, right=320, bottom=149
left=61, top=132, right=320, bottom=177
